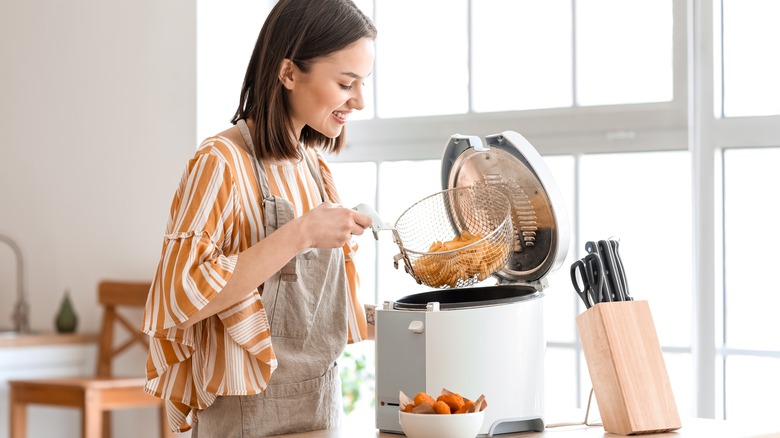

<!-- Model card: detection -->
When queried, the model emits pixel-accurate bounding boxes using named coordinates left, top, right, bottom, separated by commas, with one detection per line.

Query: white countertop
left=259, top=417, right=779, bottom=438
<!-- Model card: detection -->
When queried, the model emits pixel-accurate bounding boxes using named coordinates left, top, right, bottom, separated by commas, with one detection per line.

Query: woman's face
left=285, top=37, right=375, bottom=139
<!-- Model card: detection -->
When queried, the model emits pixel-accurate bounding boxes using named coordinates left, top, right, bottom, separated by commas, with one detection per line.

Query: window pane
left=349, top=0, right=375, bottom=121
left=328, top=161, right=378, bottom=305
left=579, top=152, right=692, bottom=348
left=376, top=160, right=442, bottom=302
left=541, top=155, right=578, bottom=344
left=725, top=356, right=780, bottom=421
left=472, top=0, right=572, bottom=112
left=663, top=352, right=695, bottom=418
left=545, top=348, right=578, bottom=414
left=723, top=148, right=780, bottom=350
left=375, top=0, right=468, bottom=118
left=341, top=341, right=376, bottom=425
left=722, top=0, right=780, bottom=117
left=575, top=0, right=673, bottom=106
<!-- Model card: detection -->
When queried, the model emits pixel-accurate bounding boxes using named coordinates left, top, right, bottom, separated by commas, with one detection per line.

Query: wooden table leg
left=82, top=391, right=102, bottom=438
left=9, top=386, right=28, bottom=438
left=102, top=411, right=112, bottom=438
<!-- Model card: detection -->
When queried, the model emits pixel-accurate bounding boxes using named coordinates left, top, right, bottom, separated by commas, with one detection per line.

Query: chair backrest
left=95, top=280, right=151, bottom=378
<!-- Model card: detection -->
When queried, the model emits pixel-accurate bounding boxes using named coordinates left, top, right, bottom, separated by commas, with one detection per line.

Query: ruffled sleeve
left=141, top=149, right=242, bottom=431
left=143, top=150, right=239, bottom=332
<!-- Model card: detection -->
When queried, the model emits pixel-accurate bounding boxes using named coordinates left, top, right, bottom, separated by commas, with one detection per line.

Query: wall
left=0, top=0, right=196, bottom=436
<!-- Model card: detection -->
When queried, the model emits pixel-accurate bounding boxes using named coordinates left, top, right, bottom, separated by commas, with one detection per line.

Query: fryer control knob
left=408, top=320, right=425, bottom=334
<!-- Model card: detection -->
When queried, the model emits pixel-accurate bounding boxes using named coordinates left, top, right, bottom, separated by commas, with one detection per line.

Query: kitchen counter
left=0, top=331, right=98, bottom=348
left=273, top=417, right=779, bottom=437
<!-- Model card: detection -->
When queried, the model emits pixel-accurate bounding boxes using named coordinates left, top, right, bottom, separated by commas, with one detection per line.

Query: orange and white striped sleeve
left=144, top=149, right=239, bottom=333
left=314, top=151, right=368, bottom=344
left=141, top=148, right=242, bottom=431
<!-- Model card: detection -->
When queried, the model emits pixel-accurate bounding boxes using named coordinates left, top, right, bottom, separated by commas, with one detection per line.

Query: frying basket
left=392, top=185, right=513, bottom=289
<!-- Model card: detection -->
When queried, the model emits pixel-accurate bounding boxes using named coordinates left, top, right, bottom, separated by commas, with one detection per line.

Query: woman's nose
left=349, top=86, right=365, bottom=111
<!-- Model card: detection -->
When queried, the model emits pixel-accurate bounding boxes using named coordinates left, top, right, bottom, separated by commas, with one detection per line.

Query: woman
left=141, top=0, right=377, bottom=435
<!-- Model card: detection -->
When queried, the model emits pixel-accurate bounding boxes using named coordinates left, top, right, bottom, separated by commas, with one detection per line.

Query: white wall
left=0, top=0, right=196, bottom=436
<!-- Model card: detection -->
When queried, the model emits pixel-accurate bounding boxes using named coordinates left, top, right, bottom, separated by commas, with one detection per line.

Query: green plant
left=339, top=349, right=375, bottom=415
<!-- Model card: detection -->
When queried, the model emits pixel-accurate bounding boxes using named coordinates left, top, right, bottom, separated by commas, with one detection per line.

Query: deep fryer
left=374, top=131, right=569, bottom=435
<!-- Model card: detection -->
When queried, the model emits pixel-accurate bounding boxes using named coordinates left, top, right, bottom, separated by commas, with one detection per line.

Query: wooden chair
left=8, top=280, right=172, bottom=438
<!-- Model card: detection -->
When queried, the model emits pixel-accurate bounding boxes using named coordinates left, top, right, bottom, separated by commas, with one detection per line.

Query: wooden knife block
left=576, top=300, right=681, bottom=435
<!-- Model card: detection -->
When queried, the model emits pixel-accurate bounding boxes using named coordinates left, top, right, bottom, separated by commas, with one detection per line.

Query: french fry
left=412, top=229, right=508, bottom=288
left=442, top=240, right=470, bottom=251
left=412, top=230, right=504, bottom=288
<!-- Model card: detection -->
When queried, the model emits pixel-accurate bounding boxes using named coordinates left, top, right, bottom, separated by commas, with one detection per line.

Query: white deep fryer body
left=375, top=293, right=545, bottom=436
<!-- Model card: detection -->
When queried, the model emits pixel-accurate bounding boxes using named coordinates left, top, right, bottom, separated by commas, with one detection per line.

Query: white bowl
left=398, top=410, right=485, bottom=438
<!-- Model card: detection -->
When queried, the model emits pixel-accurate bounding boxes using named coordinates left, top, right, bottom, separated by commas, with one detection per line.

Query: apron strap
left=237, top=119, right=273, bottom=201
left=301, top=147, right=330, bottom=204
left=236, top=119, right=329, bottom=203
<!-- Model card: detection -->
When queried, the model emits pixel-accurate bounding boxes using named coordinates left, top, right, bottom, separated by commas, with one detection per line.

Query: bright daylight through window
left=198, top=0, right=780, bottom=428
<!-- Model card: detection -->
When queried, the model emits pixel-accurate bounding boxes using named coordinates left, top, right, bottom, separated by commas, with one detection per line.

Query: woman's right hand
left=296, top=202, right=372, bottom=250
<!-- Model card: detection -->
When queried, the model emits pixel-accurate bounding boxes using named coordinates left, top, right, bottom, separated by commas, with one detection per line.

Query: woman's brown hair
left=231, top=0, right=377, bottom=161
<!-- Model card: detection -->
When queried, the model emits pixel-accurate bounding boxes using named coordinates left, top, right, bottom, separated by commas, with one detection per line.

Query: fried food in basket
left=412, top=230, right=507, bottom=288
left=399, top=389, right=487, bottom=415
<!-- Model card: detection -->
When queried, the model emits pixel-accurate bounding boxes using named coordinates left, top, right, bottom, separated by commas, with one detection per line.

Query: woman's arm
left=364, top=304, right=376, bottom=340
left=180, top=202, right=372, bottom=329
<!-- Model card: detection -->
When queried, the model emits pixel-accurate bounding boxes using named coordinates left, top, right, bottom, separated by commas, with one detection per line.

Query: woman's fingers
left=300, top=203, right=371, bottom=248
left=350, top=211, right=372, bottom=235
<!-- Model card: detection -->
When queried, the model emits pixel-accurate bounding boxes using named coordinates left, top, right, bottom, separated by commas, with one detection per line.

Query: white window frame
left=693, top=0, right=780, bottom=420
left=337, top=0, right=689, bottom=162
left=196, top=0, right=780, bottom=421
left=327, top=0, right=780, bottom=420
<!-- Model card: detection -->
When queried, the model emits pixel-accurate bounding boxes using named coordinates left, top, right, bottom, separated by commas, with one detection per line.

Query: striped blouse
left=142, top=136, right=367, bottom=433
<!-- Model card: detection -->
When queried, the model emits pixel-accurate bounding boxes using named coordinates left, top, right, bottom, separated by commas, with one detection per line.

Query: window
left=722, top=147, right=780, bottom=420
left=372, top=0, right=674, bottom=118
left=198, top=0, right=780, bottom=425
left=472, top=0, right=573, bottom=112
left=374, top=0, right=469, bottom=118
left=720, top=0, right=780, bottom=117
left=575, top=0, right=673, bottom=106
left=341, top=0, right=688, bottom=419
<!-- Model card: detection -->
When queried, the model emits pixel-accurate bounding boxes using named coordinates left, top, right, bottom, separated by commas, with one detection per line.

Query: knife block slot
left=576, top=300, right=681, bottom=435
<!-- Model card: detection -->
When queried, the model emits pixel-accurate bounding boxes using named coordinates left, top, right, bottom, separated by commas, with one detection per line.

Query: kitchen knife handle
left=599, top=240, right=626, bottom=301
left=585, top=241, right=613, bottom=302
left=610, top=240, right=632, bottom=301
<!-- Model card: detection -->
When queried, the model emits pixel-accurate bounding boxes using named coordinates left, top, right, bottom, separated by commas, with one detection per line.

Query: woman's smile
left=332, top=110, right=351, bottom=124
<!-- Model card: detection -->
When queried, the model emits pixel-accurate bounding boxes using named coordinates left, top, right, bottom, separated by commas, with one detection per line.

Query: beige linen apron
left=193, top=120, right=348, bottom=437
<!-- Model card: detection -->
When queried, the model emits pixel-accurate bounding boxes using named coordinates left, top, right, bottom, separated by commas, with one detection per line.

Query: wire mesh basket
left=392, top=185, right=514, bottom=289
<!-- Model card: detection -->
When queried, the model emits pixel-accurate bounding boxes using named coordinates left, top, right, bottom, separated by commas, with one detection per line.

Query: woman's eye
left=339, top=84, right=354, bottom=91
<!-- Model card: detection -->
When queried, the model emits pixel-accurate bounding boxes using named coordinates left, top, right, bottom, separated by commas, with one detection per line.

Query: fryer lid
left=440, top=132, right=570, bottom=284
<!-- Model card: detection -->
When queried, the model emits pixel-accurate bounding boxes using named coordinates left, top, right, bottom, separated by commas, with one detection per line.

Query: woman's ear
left=279, top=59, right=296, bottom=91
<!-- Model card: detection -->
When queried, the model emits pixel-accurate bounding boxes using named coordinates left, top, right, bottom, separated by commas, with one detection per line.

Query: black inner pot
left=392, top=285, right=541, bottom=310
